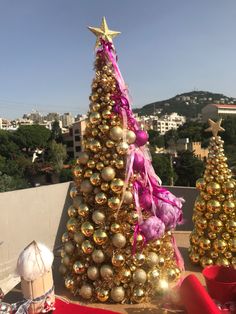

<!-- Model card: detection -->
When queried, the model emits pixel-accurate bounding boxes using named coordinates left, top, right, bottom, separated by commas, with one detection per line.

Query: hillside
left=135, top=91, right=236, bottom=118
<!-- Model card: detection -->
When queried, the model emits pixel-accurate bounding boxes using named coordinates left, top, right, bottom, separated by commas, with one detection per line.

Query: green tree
left=151, top=153, right=176, bottom=185
left=50, top=120, right=63, bottom=143
left=0, top=130, right=21, bottom=159
left=148, top=130, right=165, bottom=147
left=174, top=150, right=204, bottom=186
left=48, top=140, right=67, bottom=173
left=0, top=172, right=29, bottom=192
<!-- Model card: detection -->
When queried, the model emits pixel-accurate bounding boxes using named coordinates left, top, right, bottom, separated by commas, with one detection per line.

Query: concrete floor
left=5, top=231, right=204, bottom=314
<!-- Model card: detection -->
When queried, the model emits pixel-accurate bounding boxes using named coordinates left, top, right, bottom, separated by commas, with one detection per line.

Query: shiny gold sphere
left=112, top=233, right=126, bottom=248
left=196, top=217, right=208, bottom=230
left=133, top=268, right=147, bottom=284
left=199, top=237, right=211, bottom=250
left=84, top=169, right=93, bottom=178
left=166, top=268, right=178, bottom=282
left=116, top=142, right=129, bottom=155
left=195, top=198, right=206, bottom=212
left=109, top=126, right=123, bottom=141
left=222, top=180, right=235, bottom=194
left=90, top=173, right=101, bottom=186
left=87, top=160, right=96, bottom=169
left=101, top=166, right=116, bottom=182
left=81, top=221, right=94, bottom=237
left=223, top=200, right=235, bottom=214
left=110, top=222, right=121, bottom=233
left=157, top=256, right=165, bottom=268
left=92, top=249, right=105, bottom=264
left=115, top=159, right=124, bottom=169
left=102, top=109, right=111, bottom=119
left=100, top=264, right=114, bottom=279
left=208, top=232, right=217, bottom=240
left=120, top=268, right=131, bottom=283
left=209, top=219, right=223, bottom=233
left=133, top=253, right=145, bottom=266
left=70, top=186, right=78, bottom=199
left=206, top=199, right=221, bottom=213
left=95, top=192, right=107, bottom=205
left=226, top=220, right=236, bottom=233
left=81, top=240, right=94, bottom=254
left=219, top=213, right=228, bottom=222
left=91, top=102, right=100, bottom=111
left=147, top=269, right=160, bottom=282
left=216, top=257, right=230, bottom=267
left=89, top=112, right=101, bottom=124
left=206, top=182, right=221, bottom=195
left=62, top=232, right=70, bottom=243
left=77, top=203, right=89, bottom=217
left=67, top=205, right=77, bottom=218
left=79, top=284, right=93, bottom=300
left=96, top=288, right=109, bottom=302
left=73, top=165, right=83, bottom=178
left=228, top=237, right=236, bottom=252
left=210, top=251, right=219, bottom=259
left=87, top=266, right=99, bottom=281
left=80, top=180, right=93, bottom=193
left=73, top=261, right=86, bottom=274
left=232, top=257, right=236, bottom=266
left=213, top=239, right=228, bottom=253
left=132, top=287, right=145, bottom=303
left=200, top=257, right=213, bottom=268
left=92, top=210, right=105, bottom=224
left=145, top=252, right=158, bottom=267
left=77, top=152, right=89, bottom=165
left=108, top=196, right=120, bottom=210
left=66, top=218, right=78, bottom=232
left=112, top=253, right=125, bottom=267
left=64, top=241, right=75, bottom=255
left=222, top=232, right=231, bottom=241
left=100, top=182, right=109, bottom=191
left=93, top=229, right=108, bottom=245
left=217, top=193, right=226, bottom=202
left=126, top=130, right=136, bottom=144
left=64, top=276, right=76, bottom=290
left=111, top=286, right=125, bottom=303
left=190, top=232, right=199, bottom=245
left=196, top=178, right=207, bottom=191
left=189, top=251, right=200, bottom=264
left=123, top=190, right=133, bottom=204
left=224, top=251, right=233, bottom=259
left=106, top=140, right=115, bottom=148
left=96, top=162, right=104, bottom=171
left=73, top=232, right=85, bottom=244
left=110, top=178, right=124, bottom=194
left=201, top=192, right=212, bottom=201
left=90, top=140, right=102, bottom=153
left=205, top=212, right=214, bottom=220
left=100, top=124, right=110, bottom=134
left=155, top=279, right=169, bottom=295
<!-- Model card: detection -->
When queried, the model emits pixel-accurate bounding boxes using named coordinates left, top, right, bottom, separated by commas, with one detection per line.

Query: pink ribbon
left=171, top=234, right=185, bottom=271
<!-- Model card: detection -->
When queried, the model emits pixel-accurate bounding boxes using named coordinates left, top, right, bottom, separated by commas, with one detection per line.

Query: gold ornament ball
left=59, top=264, right=67, bottom=275
left=208, top=232, right=217, bottom=240
left=90, top=140, right=102, bottom=153
left=133, top=268, right=147, bottom=284
left=108, top=196, right=120, bottom=210
left=111, top=178, right=124, bottom=194
left=84, top=169, right=93, bottom=178
left=110, top=222, right=121, bottom=233
left=92, top=210, right=105, bottom=224
left=64, top=241, right=75, bottom=255
left=219, top=213, right=228, bottom=222
left=196, top=217, right=208, bottom=230
left=73, top=195, right=83, bottom=209
left=67, top=205, right=77, bottom=218
left=147, top=269, right=160, bottom=282
left=101, top=182, right=110, bottom=191
left=77, top=152, right=89, bottom=165
left=87, top=160, right=96, bottom=169
left=222, top=180, right=235, bottom=194
left=74, top=232, right=85, bottom=244
left=73, top=261, right=86, bottom=274
left=109, top=126, right=123, bottom=141
left=166, top=269, right=177, bottom=282
left=200, top=257, right=213, bottom=268
left=157, top=256, right=165, bottom=268
left=96, top=162, right=104, bottom=171
left=206, top=182, right=221, bottom=195
left=226, top=220, right=236, bottom=233
left=112, top=233, right=127, bottom=248
left=206, top=199, right=221, bottom=213
left=210, top=251, right=219, bottom=259
left=87, top=266, right=99, bottom=280
left=116, top=142, right=129, bottom=155
left=205, top=212, right=214, bottom=220
left=224, top=251, right=233, bottom=259
left=82, top=240, right=94, bottom=254
left=112, top=253, right=125, bottom=267
left=96, top=288, right=109, bottom=302
left=66, top=218, right=78, bottom=232
left=106, top=140, right=115, bottom=148
left=190, top=232, right=199, bottom=245
left=216, top=257, right=230, bottom=267
left=89, top=112, right=101, bottom=124
left=209, top=219, right=223, bottom=233
left=222, top=232, right=231, bottom=241
left=228, top=237, right=236, bottom=252
left=115, top=159, right=124, bottom=169
left=100, top=264, right=114, bottom=279
left=196, top=178, right=206, bottom=191
left=126, top=130, right=136, bottom=144
left=123, top=190, right=133, bottom=204
left=101, top=166, right=116, bottom=181
left=120, top=268, right=131, bottom=283
left=146, top=252, right=158, bottom=267
left=80, top=180, right=93, bottom=193
left=133, top=253, right=145, bottom=267
left=111, top=286, right=125, bottom=303
left=195, top=198, right=206, bottom=212
left=62, top=232, right=70, bottom=243
left=95, top=192, right=107, bottom=205
left=92, top=249, right=105, bottom=264
left=70, top=186, right=78, bottom=199
left=213, top=239, right=228, bottom=253
left=73, top=165, right=83, bottom=178
left=64, top=276, right=75, bottom=290
left=132, top=287, right=145, bottom=303
left=91, top=102, right=100, bottom=112
left=189, top=251, right=200, bottom=264
left=81, top=221, right=94, bottom=237
left=93, top=229, right=108, bottom=245
left=77, top=203, right=89, bottom=218
left=90, top=173, right=101, bottom=186
left=223, top=200, right=235, bottom=214
left=199, top=237, right=211, bottom=250
left=79, top=284, right=93, bottom=300
left=201, top=192, right=212, bottom=201
left=102, top=109, right=111, bottom=119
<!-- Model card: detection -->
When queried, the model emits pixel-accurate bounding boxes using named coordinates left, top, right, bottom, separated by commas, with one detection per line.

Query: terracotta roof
left=210, top=103, right=236, bottom=108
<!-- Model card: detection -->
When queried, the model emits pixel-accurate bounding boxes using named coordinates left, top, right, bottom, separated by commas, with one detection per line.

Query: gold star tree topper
left=88, top=17, right=121, bottom=48
left=205, top=118, right=225, bottom=137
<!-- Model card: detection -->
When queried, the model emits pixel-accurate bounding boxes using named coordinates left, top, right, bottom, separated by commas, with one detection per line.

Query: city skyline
left=0, top=0, right=236, bottom=119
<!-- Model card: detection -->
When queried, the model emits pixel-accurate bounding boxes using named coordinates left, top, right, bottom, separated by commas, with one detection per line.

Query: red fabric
left=54, top=298, right=119, bottom=314
left=180, top=274, right=221, bottom=314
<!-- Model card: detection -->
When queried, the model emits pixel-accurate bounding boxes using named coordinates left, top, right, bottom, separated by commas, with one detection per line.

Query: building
left=0, top=118, right=11, bottom=130
left=61, top=112, right=75, bottom=128
left=201, top=103, right=236, bottom=122
left=167, top=138, right=208, bottom=160
left=152, top=113, right=186, bottom=135
left=63, top=118, right=86, bottom=158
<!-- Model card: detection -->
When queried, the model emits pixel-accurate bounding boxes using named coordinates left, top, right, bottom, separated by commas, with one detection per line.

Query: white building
left=201, top=103, right=236, bottom=122
left=61, top=112, right=75, bottom=128
left=152, top=112, right=186, bottom=135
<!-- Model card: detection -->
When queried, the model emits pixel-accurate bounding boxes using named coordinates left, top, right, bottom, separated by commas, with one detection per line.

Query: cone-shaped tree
left=59, top=17, right=184, bottom=303
left=189, top=119, right=236, bottom=268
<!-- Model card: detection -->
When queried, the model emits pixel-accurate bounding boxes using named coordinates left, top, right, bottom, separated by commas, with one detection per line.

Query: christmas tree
left=189, top=119, right=236, bottom=268
left=59, top=17, right=184, bottom=303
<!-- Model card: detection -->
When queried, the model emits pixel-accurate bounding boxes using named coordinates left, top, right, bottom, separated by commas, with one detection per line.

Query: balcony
left=0, top=183, right=202, bottom=313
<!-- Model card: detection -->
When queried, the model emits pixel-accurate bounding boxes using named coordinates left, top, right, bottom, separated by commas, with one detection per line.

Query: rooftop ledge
left=0, top=182, right=199, bottom=313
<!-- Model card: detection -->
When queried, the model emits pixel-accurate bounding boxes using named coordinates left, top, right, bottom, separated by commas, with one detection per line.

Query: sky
left=0, top=0, right=236, bottom=119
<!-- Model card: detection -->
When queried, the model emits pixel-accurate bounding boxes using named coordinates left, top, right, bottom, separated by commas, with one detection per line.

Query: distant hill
left=134, top=91, right=236, bottom=119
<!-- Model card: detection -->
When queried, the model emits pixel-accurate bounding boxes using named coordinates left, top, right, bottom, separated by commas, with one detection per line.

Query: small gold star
left=205, top=118, right=225, bottom=137
left=88, top=17, right=121, bottom=48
